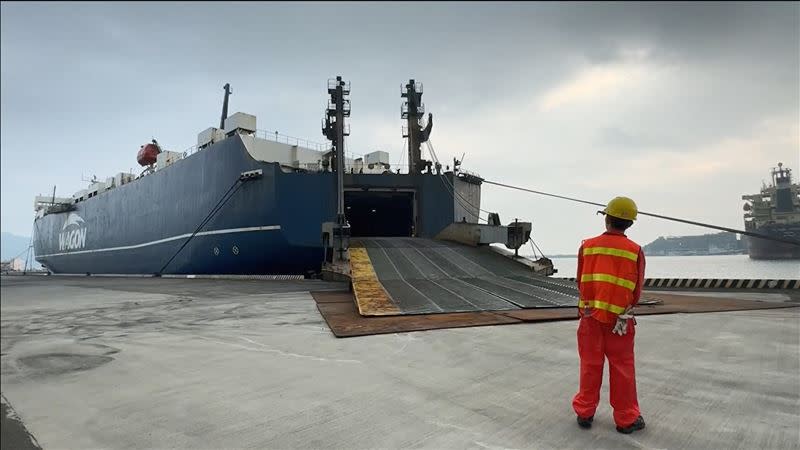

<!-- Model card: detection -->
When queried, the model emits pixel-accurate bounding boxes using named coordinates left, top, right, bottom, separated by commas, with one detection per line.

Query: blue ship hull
left=33, top=134, right=471, bottom=275
left=34, top=136, right=338, bottom=275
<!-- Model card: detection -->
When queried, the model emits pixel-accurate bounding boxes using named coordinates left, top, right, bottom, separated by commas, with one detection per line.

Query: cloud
left=568, top=111, right=799, bottom=241
left=597, top=127, right=655, bottom=149
left=538, top=52, right=652, bottom=112
left=539, top=66, right=632, bottom=112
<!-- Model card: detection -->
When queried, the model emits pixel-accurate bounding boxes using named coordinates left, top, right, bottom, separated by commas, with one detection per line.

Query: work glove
left=612, top=306, right=635, bottom=336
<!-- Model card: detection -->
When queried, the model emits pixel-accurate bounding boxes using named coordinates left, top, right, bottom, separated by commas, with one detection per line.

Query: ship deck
left=2, top=275, right=799, bottom=449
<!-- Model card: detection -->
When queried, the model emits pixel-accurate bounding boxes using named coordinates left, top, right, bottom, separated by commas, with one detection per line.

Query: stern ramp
left=352, top=237, right=578, bottom=316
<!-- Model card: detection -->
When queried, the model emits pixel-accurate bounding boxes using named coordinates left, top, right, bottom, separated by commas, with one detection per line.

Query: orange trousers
left=572, top=315, right=640, bottom=427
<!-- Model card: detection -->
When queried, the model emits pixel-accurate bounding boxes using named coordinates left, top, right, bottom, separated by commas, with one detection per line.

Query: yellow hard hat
left=602, top=196, right=638, bottom=221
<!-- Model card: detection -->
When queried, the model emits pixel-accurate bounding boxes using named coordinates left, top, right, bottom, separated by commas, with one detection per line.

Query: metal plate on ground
left=312, top=290, right=525, bottom=337
left=312, top=290, right=799, bottom=338
left=355, top=237, right=579, bottom=315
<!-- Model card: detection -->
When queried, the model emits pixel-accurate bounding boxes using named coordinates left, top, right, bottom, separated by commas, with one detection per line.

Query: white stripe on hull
left=37, top=225, right=281, bottom=258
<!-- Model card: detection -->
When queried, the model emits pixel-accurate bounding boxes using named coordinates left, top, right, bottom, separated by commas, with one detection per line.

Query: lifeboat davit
left=137, top=141, right=161, bottom=166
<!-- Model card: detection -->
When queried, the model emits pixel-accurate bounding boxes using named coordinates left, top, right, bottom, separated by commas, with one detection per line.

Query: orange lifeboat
left=137, top=141, right=161, bottom=166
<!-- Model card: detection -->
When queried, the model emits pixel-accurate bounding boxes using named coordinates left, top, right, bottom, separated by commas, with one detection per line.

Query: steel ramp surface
left=352, top=237, right=578, bottom=315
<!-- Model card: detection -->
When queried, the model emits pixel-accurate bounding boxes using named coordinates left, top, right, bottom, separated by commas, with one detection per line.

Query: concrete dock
left=2, top=275, right=799, bottom=449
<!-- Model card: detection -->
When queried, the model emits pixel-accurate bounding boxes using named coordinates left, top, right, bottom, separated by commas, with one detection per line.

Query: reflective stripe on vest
left=577, top=299, right=627, bottom=315
left=580, top=273, right=637, bottom=291
left=582, top=246, right=638, bottom=262
left=578, top=233, right=641, bottom=323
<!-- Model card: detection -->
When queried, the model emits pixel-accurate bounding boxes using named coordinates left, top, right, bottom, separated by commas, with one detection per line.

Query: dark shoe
left=616, top=416, right=645, bottom=434
left=576, top=415, right=594, bottom=429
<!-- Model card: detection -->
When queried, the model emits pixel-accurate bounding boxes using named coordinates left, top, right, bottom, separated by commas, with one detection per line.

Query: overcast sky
left=2, top=1, right=798, bottom=254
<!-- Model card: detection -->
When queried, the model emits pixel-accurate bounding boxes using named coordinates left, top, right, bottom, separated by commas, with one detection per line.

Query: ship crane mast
left=402, top=79, right=434, bottom=174
left=320, top=76, right=351, bottom=263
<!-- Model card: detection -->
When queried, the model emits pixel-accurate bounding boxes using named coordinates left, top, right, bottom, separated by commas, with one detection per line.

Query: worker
left=572, top=196, right=646, bottom=434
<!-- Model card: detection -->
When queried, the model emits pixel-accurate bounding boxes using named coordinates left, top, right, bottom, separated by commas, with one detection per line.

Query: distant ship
left=741, top=163, right=800, bottom=260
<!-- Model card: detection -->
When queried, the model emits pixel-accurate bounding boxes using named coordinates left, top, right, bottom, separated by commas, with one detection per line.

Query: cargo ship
left=32, top=78, right=541, bottom=275
left=741, top=163, right=800, bottom=260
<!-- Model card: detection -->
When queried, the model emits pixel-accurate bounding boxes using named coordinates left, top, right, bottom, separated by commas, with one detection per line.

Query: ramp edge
left=350, top=247, right=402, bottom=316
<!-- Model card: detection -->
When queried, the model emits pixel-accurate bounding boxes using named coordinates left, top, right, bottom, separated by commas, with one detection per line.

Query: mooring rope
left=483, top=180, right=800, bottom=247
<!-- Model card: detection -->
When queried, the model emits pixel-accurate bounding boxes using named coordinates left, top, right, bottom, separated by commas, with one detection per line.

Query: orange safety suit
left=572, top=230, right=645, bottom=428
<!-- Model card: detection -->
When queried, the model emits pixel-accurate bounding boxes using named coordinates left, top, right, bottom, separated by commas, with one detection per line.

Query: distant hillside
left=644, top=232, right=746, bottom=256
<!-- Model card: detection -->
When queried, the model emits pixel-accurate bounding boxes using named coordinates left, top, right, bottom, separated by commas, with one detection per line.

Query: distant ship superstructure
left=742, top=163, right=800, bottom=259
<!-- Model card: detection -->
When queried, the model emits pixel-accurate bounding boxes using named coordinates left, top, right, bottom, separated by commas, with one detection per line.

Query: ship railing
left=180, top=131, right=329, bottom=159
left=294, top=163, right=471, bottom=175
left=401, top=81, right=423, bottom=95
left=342, top=163, right=463, bottom=175
left=458, top=169, right=483, bottom=179
left=169, top=144, right=461, bottom=177
left=182, top=145, right=199, bottom=158
left=328, top=78, right=351, bottom=94
left=343, top=162, right=398, bottom=174
left=286, top=163, right=402, bottom=174
left=400, top=102, right=425, bottom=118
left=255, top=129, right=329, bottom=152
